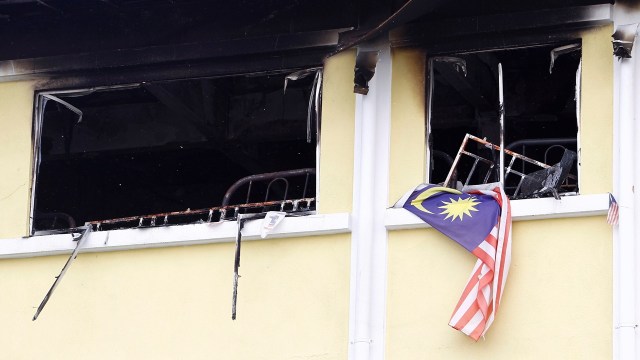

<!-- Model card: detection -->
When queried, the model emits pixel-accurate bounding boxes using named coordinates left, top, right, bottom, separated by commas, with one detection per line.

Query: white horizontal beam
left=0, top=212, right=351, bottom=259
left=385, top=193, right=610, bottom=230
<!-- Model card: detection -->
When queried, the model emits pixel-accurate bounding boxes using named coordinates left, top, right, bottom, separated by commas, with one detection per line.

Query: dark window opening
left=32, top=71, right=319, bottom=232
left=427, top=44, right=580, bottom=198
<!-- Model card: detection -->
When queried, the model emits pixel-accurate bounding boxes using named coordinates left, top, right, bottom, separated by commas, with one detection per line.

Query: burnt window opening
left=427, top=44, right=581, bottom=198
left=32, top=71, right=320, bottom=233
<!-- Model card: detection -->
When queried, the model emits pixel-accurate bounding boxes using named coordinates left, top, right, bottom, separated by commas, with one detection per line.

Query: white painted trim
left=612, top=18, right=640, bottom=360
left=0, top=212, right=351, bottom=259
left=385, top=193, right=609, bottom=230
left=612, top=37, right=622, bottom=360
left=369, top=47, right=391, bottom=360
left=348, top=46, right=392, bottom=360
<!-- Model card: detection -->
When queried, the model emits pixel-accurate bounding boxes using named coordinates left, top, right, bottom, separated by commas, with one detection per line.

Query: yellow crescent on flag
left=410, top=186, right=462, bottom=214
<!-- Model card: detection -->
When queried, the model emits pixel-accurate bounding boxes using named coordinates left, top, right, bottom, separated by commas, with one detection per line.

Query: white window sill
left=0, top=194, right=609, bottom=259
left=385, top=193, right=610, bottom=230
left=0, top=212, right=351, bottom=259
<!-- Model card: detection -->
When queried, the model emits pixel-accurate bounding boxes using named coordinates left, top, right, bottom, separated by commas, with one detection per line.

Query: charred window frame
left=426, top=43, right=582, bottom=199
left=30, top=70, right=322, bottom=234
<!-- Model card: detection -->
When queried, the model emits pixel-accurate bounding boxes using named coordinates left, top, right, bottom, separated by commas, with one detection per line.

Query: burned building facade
left=0, top=0, right=634, bottom=359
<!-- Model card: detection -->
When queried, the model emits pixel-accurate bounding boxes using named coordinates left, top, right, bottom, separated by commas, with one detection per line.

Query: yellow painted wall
left=388, top=48, right=426, bottom=205
left=0, top=81, right=36, bottom=238
left=0, top=55, right=355, bottom=359
left=387, top=218, right=611, bottom=359
left=319, top=50, right=356, bottom=213
left=386, top=25, right=613, bottom=358
left=580, top=24, right=614, bottom=194
left=0, top=234, right=351, bottom=359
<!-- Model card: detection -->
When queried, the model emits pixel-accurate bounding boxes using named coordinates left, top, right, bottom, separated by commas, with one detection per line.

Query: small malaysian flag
left=608, top=193, right=619, bottom=226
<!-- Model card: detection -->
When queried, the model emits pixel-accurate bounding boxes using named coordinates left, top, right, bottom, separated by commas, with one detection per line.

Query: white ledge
left=385, top=193, right=610, bottom=230
left=0, top=212, right=351, bottom=259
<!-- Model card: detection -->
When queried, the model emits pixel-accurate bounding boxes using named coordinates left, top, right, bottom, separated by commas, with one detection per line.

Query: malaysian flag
left=395, top=183, right=512, bottom=340
left=608, top=193, right=619, bottom=226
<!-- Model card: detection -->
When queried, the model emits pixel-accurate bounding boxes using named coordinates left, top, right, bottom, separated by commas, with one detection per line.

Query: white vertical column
left=635, top=33, right=640, bottom=359
left=349, top=46, right=392, bottom=360
left=614, top=28, right=639, bottom=360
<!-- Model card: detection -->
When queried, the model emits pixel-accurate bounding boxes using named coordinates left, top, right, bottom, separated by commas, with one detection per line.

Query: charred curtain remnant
left=32, top=71, right=319, bottom=232
left=427, top=44, right=580, bottom=198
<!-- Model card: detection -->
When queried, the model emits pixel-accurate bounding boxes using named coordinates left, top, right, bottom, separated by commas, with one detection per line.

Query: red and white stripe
left=607, top=193, right=619, bottom=226
left=448, top=187, right=512, bottom=341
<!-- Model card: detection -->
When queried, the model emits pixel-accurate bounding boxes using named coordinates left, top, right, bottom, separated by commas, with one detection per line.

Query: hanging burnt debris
left=284, top=68, right=323, bottom=143
left=353, top=51, right=379, bottom=95
left=32, top=225, right=92, bottom=321
left=612, top=23, right=639, bottom=59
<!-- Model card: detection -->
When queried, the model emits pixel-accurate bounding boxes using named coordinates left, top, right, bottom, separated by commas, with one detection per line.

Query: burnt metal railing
left=221, top=168, right=315, bottom=207
left=506, top=138, right=577, bottom=177
left=86, top=168, right=316, bottom=231
left=444, top=134, right=577, bottom=199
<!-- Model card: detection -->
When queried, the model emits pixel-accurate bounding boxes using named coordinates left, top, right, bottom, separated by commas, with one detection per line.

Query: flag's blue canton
left=403, top=185, right=501, bottom=252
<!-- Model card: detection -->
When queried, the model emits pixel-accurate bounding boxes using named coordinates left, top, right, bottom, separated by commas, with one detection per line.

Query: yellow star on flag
left=438, top=196, right=480, bottom=221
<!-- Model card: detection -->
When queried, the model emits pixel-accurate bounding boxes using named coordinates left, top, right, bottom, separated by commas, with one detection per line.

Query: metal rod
left=465, top=159, right=480, bottom=186
left=498, top=63, right=505, bottom=187
left=245, top=180, right=253, bottom=205
left=265, top=178, right=289, bottom=202
left=460, top=151, right=495, bottom=165
left=514, top=177, right=525, bottom=197
left=468, top=134, right=551, bottom=169
left=504, top=156, right=517, bottom=184
left=483, top=164, right=495, bottom=183
left=231, top=213, right=267, bottom=320
left=33, top=226, right=91, bottom=320
left=444, top=134, right=470, bottom=188
left=231, top=217, right=245, bottom=321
